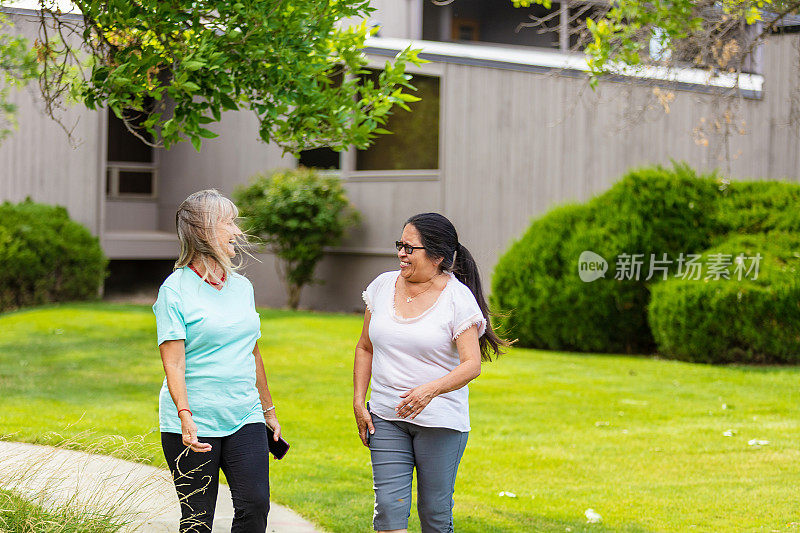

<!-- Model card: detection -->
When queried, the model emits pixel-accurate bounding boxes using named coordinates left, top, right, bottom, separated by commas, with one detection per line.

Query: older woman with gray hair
left=153, top=189, right=280, bottom=532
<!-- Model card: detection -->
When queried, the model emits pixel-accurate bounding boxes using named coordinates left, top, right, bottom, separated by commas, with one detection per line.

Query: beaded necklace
left=188, top=263, right=226, bottom=286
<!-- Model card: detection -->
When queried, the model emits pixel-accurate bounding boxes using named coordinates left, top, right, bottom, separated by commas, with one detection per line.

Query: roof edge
left=364, top=37, right=764, bottom=99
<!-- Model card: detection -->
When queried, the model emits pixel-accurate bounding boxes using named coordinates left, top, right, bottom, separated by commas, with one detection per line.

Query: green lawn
left=1, top=303, right=799, bottom=532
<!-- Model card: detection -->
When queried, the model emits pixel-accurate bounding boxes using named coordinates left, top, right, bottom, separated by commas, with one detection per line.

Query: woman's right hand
left=353, top=403, right=375, bottom=447
left=180, top=411, right=212, bottom=452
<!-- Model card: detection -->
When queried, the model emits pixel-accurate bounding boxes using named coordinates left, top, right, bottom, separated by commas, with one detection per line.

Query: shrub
left=491, top=203, right=599, bottom=350
left=648, top=232, right=800, bottom=364
left=234, top=167, right=359, bottom=309
left=712, top=179, right=800, bottom=236
left=492, top=163, right=723, bottom=353
left=0, top=199, right=107, bottom=312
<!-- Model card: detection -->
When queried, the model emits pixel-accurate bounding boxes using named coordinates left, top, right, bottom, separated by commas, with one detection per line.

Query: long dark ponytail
left=405, top=213, right=509, bottom=361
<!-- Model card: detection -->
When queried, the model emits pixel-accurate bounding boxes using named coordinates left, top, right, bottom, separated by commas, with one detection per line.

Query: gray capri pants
left=369, top=410, right=469, bottom=532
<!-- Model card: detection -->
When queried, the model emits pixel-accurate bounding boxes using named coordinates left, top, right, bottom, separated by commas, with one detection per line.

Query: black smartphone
left=267, top=425, right=290, bottom=460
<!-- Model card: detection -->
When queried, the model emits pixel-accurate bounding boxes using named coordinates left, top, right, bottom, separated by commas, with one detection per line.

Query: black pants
left=161, top=423, right=270, bottom=533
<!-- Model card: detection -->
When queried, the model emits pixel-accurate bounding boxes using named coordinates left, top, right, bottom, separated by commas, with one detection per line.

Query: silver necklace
left=403, top=274, right=441, bottom=303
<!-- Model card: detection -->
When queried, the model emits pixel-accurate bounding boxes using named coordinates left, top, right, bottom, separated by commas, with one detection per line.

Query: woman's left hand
left=396, top=382, right=439, bottom=420
left=265, top=411, right=282, bottom=441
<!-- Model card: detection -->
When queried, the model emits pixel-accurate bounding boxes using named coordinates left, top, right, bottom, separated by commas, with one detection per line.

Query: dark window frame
left=106, top=107, right=158, bottom=199
left=354, top=69, right=441, bottom=172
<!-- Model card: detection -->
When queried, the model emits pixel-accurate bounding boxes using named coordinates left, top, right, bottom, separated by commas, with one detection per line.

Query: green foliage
left=0, top=199, right=108, bottom=311
left=0, top=489, right=123, bottom=532
left=511, top=0, right=553, bottom=10
left=588, top=162, right=723, bottom=256
left=0, top=13, right=38, bottom=142
left=234, top=168, right=359, bottom=309
left=507, top=0, right=767, bottom=86
left=1, top=1, right=425, bottom=152
left=648, top=232, right=800, bottom=364
left=582, top=0, right=771, bottom=82
left=713, top=179, right=800, bottom=235
left=493, top=162, right=800, bottom=363
left=492, top=203, right=601, bottom=351
left=492, top=164, right=722, bottom=354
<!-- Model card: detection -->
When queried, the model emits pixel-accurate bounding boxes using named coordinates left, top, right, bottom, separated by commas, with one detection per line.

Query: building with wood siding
left=2, top=1, right=800, bottom=311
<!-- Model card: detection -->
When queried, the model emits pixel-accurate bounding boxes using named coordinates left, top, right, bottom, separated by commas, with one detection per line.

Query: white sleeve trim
left=453, top=314, right=486, bottom=340
left=362, top=290, right=374, bottom=314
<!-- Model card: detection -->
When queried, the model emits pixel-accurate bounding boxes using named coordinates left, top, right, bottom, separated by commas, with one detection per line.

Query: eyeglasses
left=395, top=241, right=425, bottom=255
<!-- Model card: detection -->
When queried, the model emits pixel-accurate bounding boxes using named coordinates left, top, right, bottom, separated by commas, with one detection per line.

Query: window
left=452, top=17, right=480, bottom=41
left=356, top=71, right=440, bottom=171
left=422, top=0, right=560, bottom=50
left=298, top=147, right=341, bottom=170
left=106, top=107, right=157, bottom=198
left=297, top=67, right=345, bottom=171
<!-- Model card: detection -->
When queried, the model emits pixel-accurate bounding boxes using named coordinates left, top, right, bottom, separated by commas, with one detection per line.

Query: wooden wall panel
left=156, top=110, right=294, bottom=232
left=340, top=180, right=441, bottom=251
left=441, top=34, right=800, bottom=283
left=362, top=0, right=421, bottom=39
left=0, top=13, right=102, bottom=234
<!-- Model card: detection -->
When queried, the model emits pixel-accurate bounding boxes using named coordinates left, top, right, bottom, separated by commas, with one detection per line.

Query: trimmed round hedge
left=0, top=199, right=107, bottom=311
left=713, top=180, right=800, bottom=235
left=492, top=164, right=723, bottom=353
left=492, top=162, right=800, bottom=362
left=648, top=232, right=800, bottom=364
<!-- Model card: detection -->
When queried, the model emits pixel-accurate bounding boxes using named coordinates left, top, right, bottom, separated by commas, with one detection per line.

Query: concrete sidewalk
left=0, top=441, right=322, bottom=533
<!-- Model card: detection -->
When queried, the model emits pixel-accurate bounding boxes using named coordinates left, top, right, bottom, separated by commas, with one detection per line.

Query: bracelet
left=262, top=405, right=276, bottom=414
left=177, top=408, right=192, bottom=417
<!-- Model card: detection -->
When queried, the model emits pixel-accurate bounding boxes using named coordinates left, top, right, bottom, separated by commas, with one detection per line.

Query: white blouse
left=362, top=270, right=486, bottom=432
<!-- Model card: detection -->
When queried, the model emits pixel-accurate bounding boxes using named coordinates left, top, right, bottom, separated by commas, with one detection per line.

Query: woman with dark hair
left=353, top=212, right=508, bottom=533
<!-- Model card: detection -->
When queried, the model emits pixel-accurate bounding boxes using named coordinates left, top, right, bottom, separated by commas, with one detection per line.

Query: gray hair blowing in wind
left=174, top=189, right=248, bottom=285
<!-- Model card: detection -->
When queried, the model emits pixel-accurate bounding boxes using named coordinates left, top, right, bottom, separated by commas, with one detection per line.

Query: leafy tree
left=233, top=167, right=359, bottom=309
left=0, top=0, right=423, bottom=152
left=0, top=13, right=37, bottom=142
left=582, top=0, right=798, bottom=84
left=512, top=0, right=794, bottom=85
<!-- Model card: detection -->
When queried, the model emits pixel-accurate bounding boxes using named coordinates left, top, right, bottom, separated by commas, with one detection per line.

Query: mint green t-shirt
left=153, top=266, right=264, bottom=437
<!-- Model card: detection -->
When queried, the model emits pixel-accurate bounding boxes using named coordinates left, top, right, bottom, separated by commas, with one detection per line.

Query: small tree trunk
left=287, top=284, right=302, bottom=310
